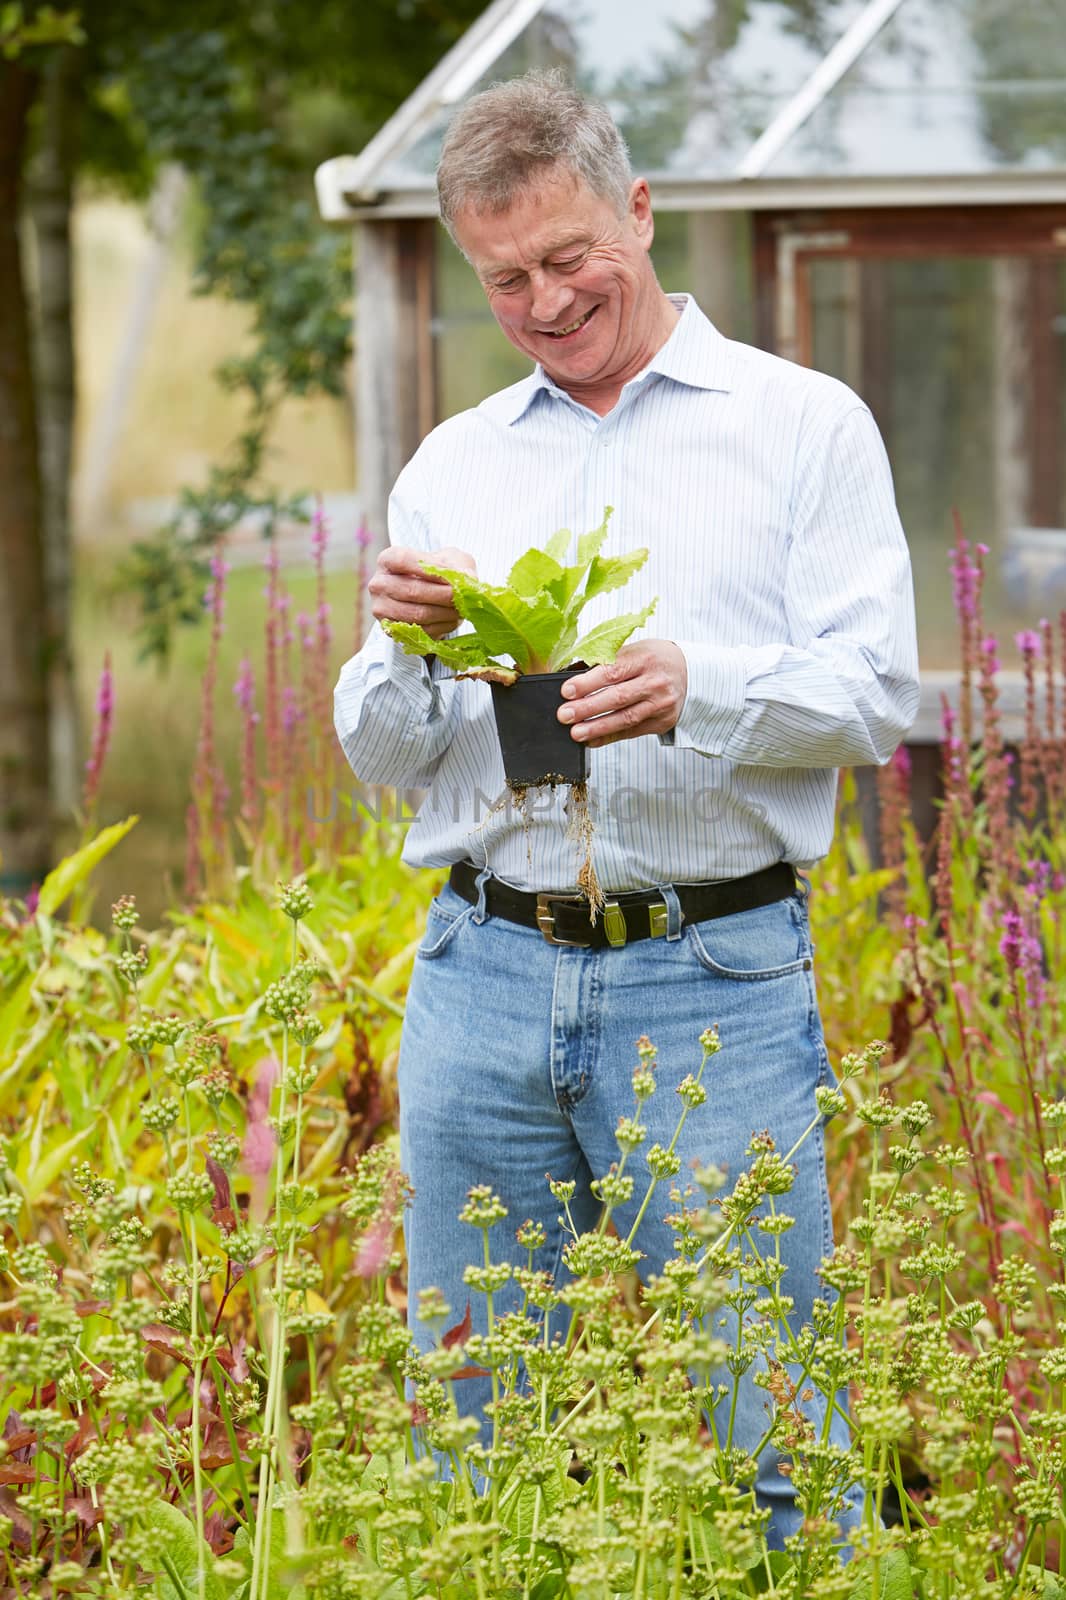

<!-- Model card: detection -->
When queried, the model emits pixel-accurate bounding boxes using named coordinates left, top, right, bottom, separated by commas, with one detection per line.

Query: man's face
left=451, top=168, right=659, bottom=396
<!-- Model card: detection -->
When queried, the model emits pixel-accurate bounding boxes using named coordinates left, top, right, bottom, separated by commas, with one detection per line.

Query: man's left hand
left=557, top=641, right=688, bottom=747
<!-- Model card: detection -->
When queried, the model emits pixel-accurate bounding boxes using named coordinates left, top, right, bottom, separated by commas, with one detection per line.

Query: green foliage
left=9, top=531, right=1066, bottom=1594
left=385, top=506, right=657, bottom=679
left=150, top=1500, right=227, bottom=1600
left=0, top=1, right=82, bottom=58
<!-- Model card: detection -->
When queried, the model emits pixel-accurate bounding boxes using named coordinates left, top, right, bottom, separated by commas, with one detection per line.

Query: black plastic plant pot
left=490, top=666, right=588, bottom=788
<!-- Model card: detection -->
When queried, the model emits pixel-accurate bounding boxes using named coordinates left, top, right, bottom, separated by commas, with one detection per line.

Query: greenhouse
left=317, top=0, right=1066, bottom=727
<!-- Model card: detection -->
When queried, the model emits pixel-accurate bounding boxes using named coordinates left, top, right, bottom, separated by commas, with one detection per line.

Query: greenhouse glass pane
left=808, top=254, right=1066, bottom=669
left=767, top=0, right=1066, bottom=177
left=378, top=0, right=873, bottom=187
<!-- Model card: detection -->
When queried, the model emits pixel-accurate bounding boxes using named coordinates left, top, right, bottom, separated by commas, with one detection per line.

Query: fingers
left=556, top=644, right=686, bottom=745
left=560, top=656, right=639, bottom=704
left=378, top=546, right=452, bottom=585
left=432, top=546, right=478, bottom=576
left=565, top=700, right=668, bottom=745
left=371, top=545, right=479, bottom=635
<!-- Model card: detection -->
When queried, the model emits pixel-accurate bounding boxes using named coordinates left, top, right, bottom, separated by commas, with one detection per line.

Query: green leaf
left=383, top=622, right=499, bottom=673
left=584, top=546, right=649, bottom=605
left=421, top=570, right=535, bottom=671
left=17, top=1122, right=96, bottom=1204
left=36, top=816, right=139, bottom=918
left=507, top=548, right=565, bottom=598
left=847, top=1549, right=912, bottom=1600
left=543, top=526, right=572, bottom=563
left=0, top=975, right=34, bottom=1060
left=502, top=1449, right=571, bottom=1547
left=576, top=505, right=614, bottom=566
left=147, top=1500, right=226, bottom=1600
left=565, top=601, right=657, bottom=668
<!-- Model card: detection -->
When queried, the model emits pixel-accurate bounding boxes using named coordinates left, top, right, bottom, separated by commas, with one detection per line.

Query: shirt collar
left=482, top=294, right=737, bottom=428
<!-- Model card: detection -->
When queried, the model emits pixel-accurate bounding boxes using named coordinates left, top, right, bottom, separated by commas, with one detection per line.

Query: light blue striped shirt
left=334, top=295, right=919, bottom=892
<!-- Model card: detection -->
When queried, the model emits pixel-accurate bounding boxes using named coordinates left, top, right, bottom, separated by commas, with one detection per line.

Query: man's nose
left=528, top=270, right=574, bottom=326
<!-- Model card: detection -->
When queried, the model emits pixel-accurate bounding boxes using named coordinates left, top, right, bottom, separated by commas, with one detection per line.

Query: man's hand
left=369, top=546, right=477, bottom=641
left=557, top=641, right=688, bottom=747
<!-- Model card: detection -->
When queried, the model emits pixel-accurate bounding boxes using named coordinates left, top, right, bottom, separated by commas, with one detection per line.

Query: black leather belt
left=447, top=859, right=798, bottom=949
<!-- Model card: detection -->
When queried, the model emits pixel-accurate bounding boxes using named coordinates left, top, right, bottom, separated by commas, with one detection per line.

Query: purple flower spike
left=1015, top=629, right=1042, bottom=658
left=999, top=908, right=1024, bottom=971
left=83, top=652, right=115, bottom=811
left=311, top=499, right=330, bottom=564
left=234, top=656, right=256, bottom=715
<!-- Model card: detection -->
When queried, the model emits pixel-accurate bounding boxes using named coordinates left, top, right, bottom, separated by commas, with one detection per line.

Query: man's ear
left=629, top=178, right=654, bottom=249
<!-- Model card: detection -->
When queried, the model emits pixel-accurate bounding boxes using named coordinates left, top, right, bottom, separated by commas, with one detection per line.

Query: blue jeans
left=398, top=874, right=857, bottom=1548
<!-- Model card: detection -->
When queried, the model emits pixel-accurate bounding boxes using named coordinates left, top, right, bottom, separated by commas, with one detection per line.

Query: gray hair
left=437, top=69, right=633, bottom=237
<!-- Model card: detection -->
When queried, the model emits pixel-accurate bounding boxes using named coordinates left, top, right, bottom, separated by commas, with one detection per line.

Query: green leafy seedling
left=382, top=505, right=656, bottom=682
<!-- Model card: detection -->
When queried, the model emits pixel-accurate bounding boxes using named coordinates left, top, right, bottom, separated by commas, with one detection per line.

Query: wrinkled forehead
left=453, top=171, right=616, bottom=275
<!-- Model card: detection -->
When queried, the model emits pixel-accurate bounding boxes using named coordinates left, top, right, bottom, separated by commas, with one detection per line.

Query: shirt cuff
left=383, top=635, right=438, bottom=717
left=662, top=642, right=747, bottom=755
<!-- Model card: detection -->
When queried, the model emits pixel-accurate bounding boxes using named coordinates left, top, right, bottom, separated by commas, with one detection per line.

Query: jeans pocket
left=416, top=886, right=476, bottom=960
left=685, top=894, right=812, bottom=982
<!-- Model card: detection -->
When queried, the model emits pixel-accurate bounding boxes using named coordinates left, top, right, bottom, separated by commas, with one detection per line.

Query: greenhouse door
left=756, top=208, right=1066, bottom=674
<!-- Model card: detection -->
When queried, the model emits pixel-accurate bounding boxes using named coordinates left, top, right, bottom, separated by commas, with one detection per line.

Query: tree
left=0, top=7, right=82, bottom=892
left=1, top=0, right=491, bottom=882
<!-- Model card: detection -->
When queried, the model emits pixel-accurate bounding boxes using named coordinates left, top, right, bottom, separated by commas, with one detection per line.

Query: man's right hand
left=369, top=546, right=478, bottom=641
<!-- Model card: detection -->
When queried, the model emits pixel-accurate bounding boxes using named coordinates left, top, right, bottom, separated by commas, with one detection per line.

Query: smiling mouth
left=544, top=307, right=596, bottom=339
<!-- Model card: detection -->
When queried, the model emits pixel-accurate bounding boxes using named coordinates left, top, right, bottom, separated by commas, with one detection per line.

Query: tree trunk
left=0, top=61, right=51, bottom=891
left=27, top=43, right=82, bottom=821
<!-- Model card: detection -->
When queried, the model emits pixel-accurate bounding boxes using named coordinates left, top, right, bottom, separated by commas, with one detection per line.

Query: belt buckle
left=536, top=892, right=593, bottom=946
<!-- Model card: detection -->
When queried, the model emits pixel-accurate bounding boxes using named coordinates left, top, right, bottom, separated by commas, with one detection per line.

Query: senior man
left=335, top=70, right=919, bottom=1544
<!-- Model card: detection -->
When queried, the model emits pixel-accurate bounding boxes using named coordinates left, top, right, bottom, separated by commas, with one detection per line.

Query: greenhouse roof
left=317, top=0, right=1066, bottom=220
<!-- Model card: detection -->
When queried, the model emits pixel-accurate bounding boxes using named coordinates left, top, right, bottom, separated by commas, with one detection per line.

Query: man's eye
left=493, top=277, right=522, bottom=291
left=553, top=256, right=584, bottom=270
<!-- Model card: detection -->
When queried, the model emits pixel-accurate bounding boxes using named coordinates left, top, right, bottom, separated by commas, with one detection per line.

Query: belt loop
left=658, top=884, right=683, bottom=941
left=472, top=865, right=491, bottom=924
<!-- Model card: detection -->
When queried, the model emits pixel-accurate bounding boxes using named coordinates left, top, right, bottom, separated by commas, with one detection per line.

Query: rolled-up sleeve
left=665, top=404, right=919, bottom=768
left=333, top=458, right=461, bottom=788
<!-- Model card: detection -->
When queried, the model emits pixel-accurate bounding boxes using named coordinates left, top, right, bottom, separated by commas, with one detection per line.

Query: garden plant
left=0, top=527, right=1064, bottom=1596
left=380, top=507, right=656, bottom=687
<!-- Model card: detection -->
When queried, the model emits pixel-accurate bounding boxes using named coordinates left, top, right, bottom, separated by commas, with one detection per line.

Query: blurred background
left=4, top=0, right=1066, bottom=921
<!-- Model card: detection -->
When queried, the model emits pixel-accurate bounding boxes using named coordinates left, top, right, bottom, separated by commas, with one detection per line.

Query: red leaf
left=206, top=1156, right=236, bottom=1232
left=450, top=1365, right=491, bottom=1381
left=990, top=1152, right=1015, bottom=1197
left=0, top=1464, right=42, bottom=1486
left=975, top=1091, right=1016, bottom=1123
left=0, top=1488, right=34, bottom=1548
left=141, top=1324, right=192, bottom=1368
left=2, top=1430, right=36, bottom=1460
left=999, top=1219, right=1040, bottom=1248
left=65, top=1411, right=95, bottom=1464
left=442, top=1302, right=472, bottom=1349
left=67, top=1495, right=104, bottom=1530
left=74, top=1299, right=109, bottom=1318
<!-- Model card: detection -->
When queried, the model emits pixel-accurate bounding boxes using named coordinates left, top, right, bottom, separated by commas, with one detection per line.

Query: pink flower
left=891, top=745, right=912, bottom=781
left=999, top=908, right=1024, bottom=971
left=355, top=516, right=372, bottom=550
left=281, top=685, right=303, bottom=735
left=1014, top=629, right=1042, bottom=658
left=234, top=657, right=257, bottom=718
left=83, top=652, right=115, bottom=812
left=311, top=499, right=330, bottom=565
left=949, top=540, right=980, bottom=622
